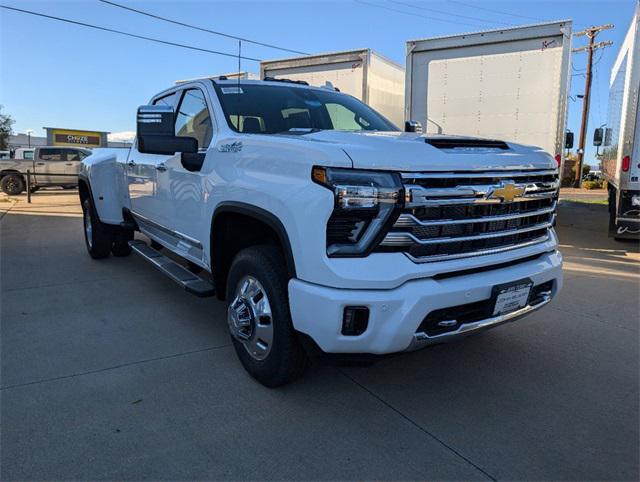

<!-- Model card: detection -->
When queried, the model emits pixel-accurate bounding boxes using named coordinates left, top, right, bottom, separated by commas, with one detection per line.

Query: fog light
left=342, top=306, right=369, bottom=336
left=632, top=195, right=640, bottom=207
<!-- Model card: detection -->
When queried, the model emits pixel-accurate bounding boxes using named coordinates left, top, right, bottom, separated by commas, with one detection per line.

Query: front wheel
left=226, top=245, right=308, bottom=387
left=1, top=175, right=25, bottom=195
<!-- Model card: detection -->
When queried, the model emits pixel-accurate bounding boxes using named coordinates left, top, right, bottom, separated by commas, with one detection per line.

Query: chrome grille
left=377, top=169, right=558, bottom=262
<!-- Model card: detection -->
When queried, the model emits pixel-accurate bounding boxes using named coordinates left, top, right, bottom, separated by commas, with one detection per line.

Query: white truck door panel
left=127, top=91, right=179, bottom=228
left=157, top=87, right=216, bottom=262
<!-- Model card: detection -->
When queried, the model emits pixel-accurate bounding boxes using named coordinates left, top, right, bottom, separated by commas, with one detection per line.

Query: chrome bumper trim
left=405, top=293, right=552, bottom=351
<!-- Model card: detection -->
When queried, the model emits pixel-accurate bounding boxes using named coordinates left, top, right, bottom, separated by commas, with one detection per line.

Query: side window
left=39, top=148, right=63, bottom=161
left=23, top=151, right=34, bottom=160
left=282, top=107, right=312, bottom=130
left=153, top=92, right=177, bottom=107
left=175, top=89, right=213, bottom=149
left=326, top=103, right=364, bottom=131
left=65, top=149, right=84, bottom=162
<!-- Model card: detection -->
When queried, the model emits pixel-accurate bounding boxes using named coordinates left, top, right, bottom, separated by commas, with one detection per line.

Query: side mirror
left=405, top=120, right=423, bottom=134
left=136, top=105, right=198, bottom=155
left=565, top=131, right=574, bottom=149
left=593, top=127, right=604, bottom=147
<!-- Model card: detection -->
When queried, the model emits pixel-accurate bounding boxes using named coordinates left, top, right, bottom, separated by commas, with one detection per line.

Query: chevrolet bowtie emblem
left=487, top=183, right=525, bottom=203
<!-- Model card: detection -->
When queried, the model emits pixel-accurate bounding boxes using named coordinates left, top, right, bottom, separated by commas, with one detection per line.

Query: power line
left=355, top=0, right=490, bottom=29
left=0, top=4, right=261, bottom=61
left=98, top=0, right=309, bottom=56
left=389, top=0, right=514, bottom=27
left=448, top=0, right=545, bottom=22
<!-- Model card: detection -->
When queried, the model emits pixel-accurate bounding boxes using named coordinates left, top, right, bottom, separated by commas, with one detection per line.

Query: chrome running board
left=129, top=240, right=215, bottom=297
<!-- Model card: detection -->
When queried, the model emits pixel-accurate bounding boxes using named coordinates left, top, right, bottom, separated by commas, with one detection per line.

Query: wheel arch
left=210, top=202, right=297, bottom=300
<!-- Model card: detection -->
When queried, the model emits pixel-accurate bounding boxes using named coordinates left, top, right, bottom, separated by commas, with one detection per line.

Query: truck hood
left=290, top=130, right=556, bottom=171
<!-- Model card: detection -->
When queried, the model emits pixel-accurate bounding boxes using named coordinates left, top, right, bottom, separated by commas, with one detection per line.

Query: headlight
left=312, top=166, right=404, bottom=256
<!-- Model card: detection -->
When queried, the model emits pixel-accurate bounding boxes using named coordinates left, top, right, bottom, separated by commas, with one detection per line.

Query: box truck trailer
left=260, top=49, right=405, bottom=127
left=597, top=5, right=640, bottom=239
left=405, top=21, right=573, bottom=166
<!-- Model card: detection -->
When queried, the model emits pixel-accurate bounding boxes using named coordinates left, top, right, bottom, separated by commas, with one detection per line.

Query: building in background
left=9, top=126, right=132, bottom=150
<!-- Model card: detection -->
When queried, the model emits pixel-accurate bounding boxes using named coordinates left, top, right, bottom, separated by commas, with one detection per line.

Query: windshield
left=213, top=83, right=399, bottom=134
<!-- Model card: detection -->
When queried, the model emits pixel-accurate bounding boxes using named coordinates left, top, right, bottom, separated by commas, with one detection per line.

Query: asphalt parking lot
left=1, top=190, right=638, bottom=481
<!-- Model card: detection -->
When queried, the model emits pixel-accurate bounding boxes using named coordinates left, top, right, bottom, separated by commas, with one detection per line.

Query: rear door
left=63, top=148, right=89, bottom=180
left=35, top=148, right=69, bottom=185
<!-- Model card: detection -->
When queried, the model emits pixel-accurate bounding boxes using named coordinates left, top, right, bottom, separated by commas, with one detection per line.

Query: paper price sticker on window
left=221, top=87, right=244, bottom=94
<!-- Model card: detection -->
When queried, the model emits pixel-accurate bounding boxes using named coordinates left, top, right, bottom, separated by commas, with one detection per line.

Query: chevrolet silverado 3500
left=79, top=78, right=562, bottom=386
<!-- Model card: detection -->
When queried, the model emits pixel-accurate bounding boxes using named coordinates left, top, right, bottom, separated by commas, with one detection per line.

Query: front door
left=156, top=87, right=215, bottom=263
left=127, top=91, right=179, bottom=228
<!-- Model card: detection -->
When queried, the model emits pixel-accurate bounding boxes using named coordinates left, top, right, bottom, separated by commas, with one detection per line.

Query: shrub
left=582, top=180, right=603, bottom=190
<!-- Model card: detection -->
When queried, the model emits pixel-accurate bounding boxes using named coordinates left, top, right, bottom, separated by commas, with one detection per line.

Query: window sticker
left=221, top=87, right=244, bottom=94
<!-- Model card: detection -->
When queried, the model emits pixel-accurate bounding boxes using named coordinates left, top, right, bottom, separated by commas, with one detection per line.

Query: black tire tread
left=82, top=198, right=112, bottom=259
left=226, top=245, right=308, bottom=387
left=1, top=174, right=25, bottom=195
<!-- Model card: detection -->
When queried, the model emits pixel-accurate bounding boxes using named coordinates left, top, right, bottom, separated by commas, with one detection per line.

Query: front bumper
left=288, top=250, right=563, bottom=354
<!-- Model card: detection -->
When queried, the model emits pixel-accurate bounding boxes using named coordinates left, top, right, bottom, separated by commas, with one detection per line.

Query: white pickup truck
left=80, top=78, right=562, bottom=386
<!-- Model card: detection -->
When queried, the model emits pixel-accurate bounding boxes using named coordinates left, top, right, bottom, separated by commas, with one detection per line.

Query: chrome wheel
left=83, top=206, right=93, bottom=250
left=228, top=276, right=273, bottom=361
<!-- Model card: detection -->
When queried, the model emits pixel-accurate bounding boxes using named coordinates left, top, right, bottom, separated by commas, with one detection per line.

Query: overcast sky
left=1, top=0, right=636, bottom=165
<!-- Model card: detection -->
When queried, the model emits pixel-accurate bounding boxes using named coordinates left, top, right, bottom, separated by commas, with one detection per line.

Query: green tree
left=0, top=105, right=15, bottom=151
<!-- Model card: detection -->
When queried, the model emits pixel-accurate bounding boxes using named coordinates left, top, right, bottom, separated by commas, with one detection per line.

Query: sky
left=0, top=0, right=636, bottom=165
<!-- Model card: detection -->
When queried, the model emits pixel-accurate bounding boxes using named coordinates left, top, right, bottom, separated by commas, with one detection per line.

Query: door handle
left=65, top=163, right=73, bottom=166
left=127, top=160, right=136, bottom=167
left=36, top=162, right=45, bottom=166
left=156, top=164, right=167, bottom=172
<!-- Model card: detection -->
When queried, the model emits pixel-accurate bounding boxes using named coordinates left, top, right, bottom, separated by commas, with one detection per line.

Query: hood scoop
left=425, top=137, right=510, bottom=150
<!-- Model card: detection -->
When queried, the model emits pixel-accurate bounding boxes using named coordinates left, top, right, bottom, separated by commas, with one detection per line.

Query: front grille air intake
left=375, top=169, right=559, bottom=263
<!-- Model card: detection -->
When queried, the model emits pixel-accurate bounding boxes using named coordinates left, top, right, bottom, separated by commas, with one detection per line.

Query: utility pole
left=572, top=25, right=613, bottom=188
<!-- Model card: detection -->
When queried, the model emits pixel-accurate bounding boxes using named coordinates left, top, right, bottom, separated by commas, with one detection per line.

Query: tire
left=82, top=197, right=113, bottom=259
left=226, top=245, right=308, bottom=387
left=112, top=229, right=134, bottom=257
left=1, top=175, right=25, bottom=195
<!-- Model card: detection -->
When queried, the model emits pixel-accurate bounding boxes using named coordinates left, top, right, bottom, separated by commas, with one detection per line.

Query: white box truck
left=597, top=4, right=640, bottom=239
left=260, top=49, right=405, bottom=127
left=406, top=21, right=573, bottom=166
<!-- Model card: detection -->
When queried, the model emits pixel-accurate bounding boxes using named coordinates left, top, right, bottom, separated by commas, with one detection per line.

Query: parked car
left=0, top=146, right=90, bottom=195
left=0, top=150, right=9, bottom=159
left=79, top=78, right=562, bottom=386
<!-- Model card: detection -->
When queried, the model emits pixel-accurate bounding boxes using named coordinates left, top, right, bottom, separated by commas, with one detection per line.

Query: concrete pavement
left=1, top=190, right=638, bottom=480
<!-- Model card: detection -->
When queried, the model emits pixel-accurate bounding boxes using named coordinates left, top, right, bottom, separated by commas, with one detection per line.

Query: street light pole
left=25, top=129, right=34, bottom=148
